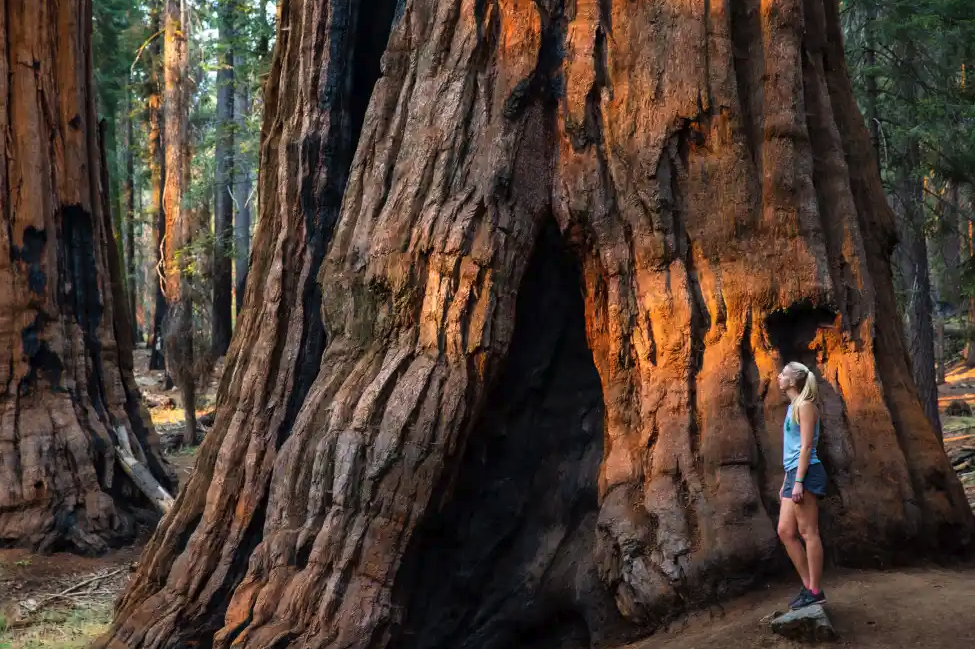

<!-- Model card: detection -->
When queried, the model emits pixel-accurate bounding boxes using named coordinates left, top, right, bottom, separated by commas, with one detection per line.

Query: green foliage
left=844, top=0, right=975, bottom=186
left=92, top=0, right=275, bottom=336
left=844, top=0, right=975, bottom=316
left=93, top=0, right=150, bottom=119
left=94, top=0, right=152, bottom=237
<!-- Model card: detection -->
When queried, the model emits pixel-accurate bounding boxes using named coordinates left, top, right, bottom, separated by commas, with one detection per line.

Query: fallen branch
left=115, top=426, right=175, bottom=514
left=50, top=568, right=126, bottom=599
left=20, top=567, right=128, bottom=615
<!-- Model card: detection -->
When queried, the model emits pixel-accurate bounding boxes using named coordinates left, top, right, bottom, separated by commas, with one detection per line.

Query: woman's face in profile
left=777, top=367, right=793, bottom=392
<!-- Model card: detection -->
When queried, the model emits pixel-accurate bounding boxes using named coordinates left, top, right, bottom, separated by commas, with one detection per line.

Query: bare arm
left=796, top=401, right=817, bottom=482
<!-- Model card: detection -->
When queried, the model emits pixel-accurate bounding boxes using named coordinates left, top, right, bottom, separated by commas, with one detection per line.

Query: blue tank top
left=783, top=403, right=821, bottom=471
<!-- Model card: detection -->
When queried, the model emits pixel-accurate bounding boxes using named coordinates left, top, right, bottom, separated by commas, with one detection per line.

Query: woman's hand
left=792, top=482, right=805, bottom=503
left=780, top=482, right=785, bottom=500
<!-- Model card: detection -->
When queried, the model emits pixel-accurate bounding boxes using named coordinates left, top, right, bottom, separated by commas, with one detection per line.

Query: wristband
left=795, top=477, right=804, bottom=483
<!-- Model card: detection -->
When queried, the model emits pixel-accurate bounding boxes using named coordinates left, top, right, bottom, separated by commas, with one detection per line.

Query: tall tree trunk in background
left=97, top=1, right=974, bottom=648
left=890, top=43, right=941, bottom=437
left=0, top=0, right=175, bottom=553
left=135, top=169, right=145, bottom=335
left=934, top=181, right=962, bottom=308
left=124, top=87, right=138, bottom=343
left=163, top=0, right=196, bottom=445
left=931, top=181, right=961, bottom=383
left=147, top=1, right=168, bottom=371
left=212, top=0, right=234, bottom=355
left=893, top=164, right=941, bottom=437
left=233, top=55, right=252, bottom=317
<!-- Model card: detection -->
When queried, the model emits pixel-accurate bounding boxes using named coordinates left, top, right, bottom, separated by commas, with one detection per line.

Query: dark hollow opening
left=765, top=302, right=837, bottom=366
left=389, top=220, right=635, bottom=649
left=349, top=0, right=399, bottom=144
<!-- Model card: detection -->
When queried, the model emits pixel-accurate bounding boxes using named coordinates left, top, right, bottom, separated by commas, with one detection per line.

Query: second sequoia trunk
left=98, top=1, right=974, bottom=648
left=0, top=0, right=175, bottom=554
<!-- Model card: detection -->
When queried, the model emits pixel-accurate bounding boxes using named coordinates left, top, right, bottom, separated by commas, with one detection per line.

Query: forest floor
left=1, top=354, right=974, bottom=648
left=0, top=346, right=219, bottom=649
left=630, top=566, right=975, bottom=649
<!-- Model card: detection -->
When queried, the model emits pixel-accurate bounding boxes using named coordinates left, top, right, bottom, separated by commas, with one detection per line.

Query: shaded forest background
left=92, top=0, right=275, bottom=441
left=92, top=0, right=975, bottom=439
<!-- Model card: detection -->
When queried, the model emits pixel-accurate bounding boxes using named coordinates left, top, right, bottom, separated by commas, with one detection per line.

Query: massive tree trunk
left=212, top=1, right=235, bottom=356
left=0, top=0, right=176, bottom=554
left=97, top=1, right=974, bottom=647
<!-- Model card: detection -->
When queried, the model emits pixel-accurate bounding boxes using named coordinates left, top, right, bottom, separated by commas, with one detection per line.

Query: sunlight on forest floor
left=940, top=362, right=975, bottom=441
left=940, top=362, right=975, bottom=509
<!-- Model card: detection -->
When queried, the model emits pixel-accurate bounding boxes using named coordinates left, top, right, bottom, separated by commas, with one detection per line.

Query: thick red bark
left=0, top=0, right=175, bottom=554
left=162, top=0, right=198, bottom=445
left=97, top=0, right=974, bottom=647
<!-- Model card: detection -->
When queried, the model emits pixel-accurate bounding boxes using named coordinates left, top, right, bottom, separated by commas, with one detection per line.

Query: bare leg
left=777, top=498, right=810, bottom=588
left=795, top=494, right=824, bottom=592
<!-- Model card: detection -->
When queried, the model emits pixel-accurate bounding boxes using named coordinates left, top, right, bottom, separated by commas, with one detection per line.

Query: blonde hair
left=785, top=361, right=818, bottom=424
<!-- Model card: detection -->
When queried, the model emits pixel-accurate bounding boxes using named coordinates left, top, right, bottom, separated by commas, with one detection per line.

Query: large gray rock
left=769, top=605, right=837, bottom=643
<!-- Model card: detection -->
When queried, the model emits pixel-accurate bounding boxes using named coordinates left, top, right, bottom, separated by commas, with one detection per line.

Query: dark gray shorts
left=783, top=462, right=827, bottom=499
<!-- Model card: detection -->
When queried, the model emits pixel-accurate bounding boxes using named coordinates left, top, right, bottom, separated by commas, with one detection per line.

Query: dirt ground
left=1, top=352, right=974, bottom=648
left=0, top=548, right=141, bottom=648
left=633, top=566, right=975, bottom=649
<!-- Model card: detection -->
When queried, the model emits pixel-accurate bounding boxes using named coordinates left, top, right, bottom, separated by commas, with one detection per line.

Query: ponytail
left=786, top=361, right=818, bottom=425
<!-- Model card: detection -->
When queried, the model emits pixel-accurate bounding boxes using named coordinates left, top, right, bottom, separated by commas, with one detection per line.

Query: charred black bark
left=283, top=0, right=400, bottom=439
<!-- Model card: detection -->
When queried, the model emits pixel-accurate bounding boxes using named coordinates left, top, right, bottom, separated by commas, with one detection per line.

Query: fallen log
left=115, top=426, right=175, bottom=514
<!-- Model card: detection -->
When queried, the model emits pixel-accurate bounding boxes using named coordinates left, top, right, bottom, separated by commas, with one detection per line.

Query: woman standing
left=777, top=361, right=828, bottom=610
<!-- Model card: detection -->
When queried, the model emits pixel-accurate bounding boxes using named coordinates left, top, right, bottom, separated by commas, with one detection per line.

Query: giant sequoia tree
left=0, top=0, right=175, bottom=554
left=98, top=0, right=975, bottom=647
